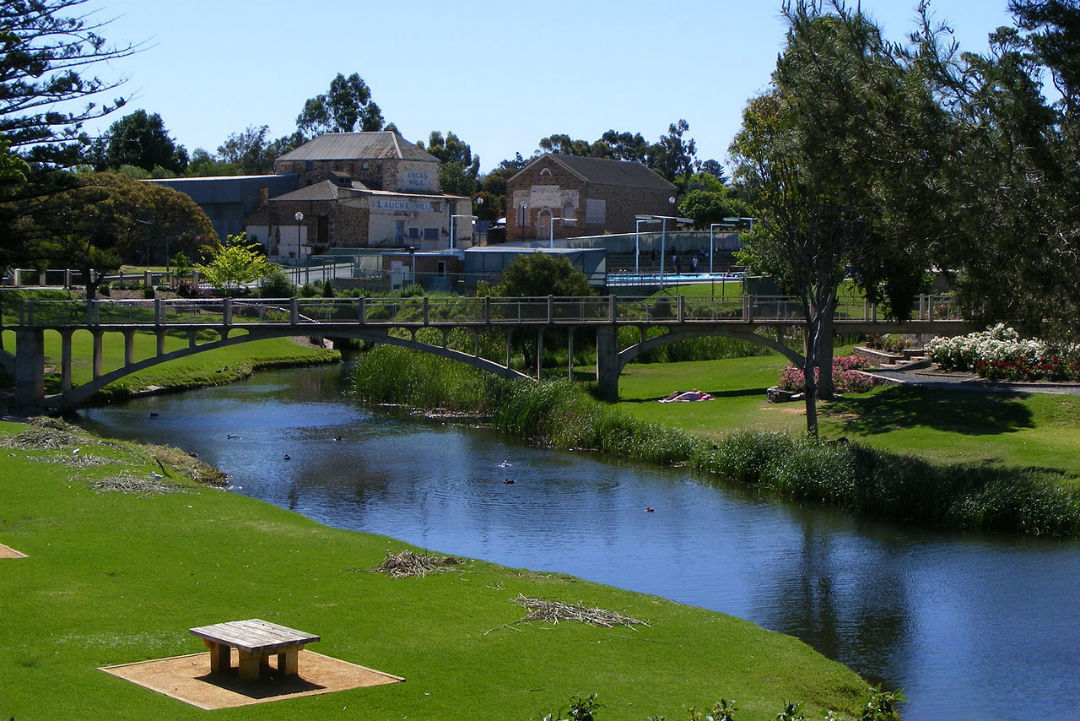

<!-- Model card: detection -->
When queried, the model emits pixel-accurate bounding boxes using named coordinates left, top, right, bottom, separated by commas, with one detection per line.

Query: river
left=79, top=363, right=1080, bottom=721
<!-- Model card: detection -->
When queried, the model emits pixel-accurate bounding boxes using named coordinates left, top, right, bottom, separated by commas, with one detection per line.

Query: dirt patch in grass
left=0, top=543, right=27, bottom=558
left=101, top=649, right=403, bottom=710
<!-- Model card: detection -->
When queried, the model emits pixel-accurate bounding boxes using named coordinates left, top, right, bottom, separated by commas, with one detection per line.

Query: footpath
left=867, top=366, right=1080, bottom=396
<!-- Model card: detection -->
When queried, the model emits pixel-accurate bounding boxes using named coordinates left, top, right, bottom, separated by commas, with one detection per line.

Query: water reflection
left=79, top=364, right=1080, bottom=721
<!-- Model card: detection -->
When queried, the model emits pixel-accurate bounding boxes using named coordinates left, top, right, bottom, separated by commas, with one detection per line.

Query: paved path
left=867, top=367, right=1080, bottom=396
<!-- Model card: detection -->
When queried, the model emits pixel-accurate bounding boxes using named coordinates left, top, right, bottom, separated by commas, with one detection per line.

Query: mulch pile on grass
left=373, top=550, right=465, bottom=578
left=514, top=595, right=649, bottom=628
left=91, top=474, right=185, bottom=495
left=0, top=416, right=79, bottom=449
left=0, top=416, right=227, bottom=486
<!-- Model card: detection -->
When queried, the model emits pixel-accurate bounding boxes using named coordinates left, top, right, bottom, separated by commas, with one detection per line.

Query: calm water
left=79, top=364, right=1080, bottom=721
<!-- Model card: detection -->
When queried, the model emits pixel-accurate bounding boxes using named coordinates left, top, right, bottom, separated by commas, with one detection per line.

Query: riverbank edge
left=353, top=346, right=1080, bottom=538
left=0, top=416, right=875, bottom=721
left=88, top=340, right=341, bottom=405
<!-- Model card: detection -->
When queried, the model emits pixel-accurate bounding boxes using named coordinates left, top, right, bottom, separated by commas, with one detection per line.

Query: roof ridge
left=390, top=131, right=402, bottom=159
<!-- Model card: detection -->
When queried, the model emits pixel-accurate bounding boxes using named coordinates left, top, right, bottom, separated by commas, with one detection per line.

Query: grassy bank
left=0, top=418, right=871, bottom=721
left=616, top=354, right=1080, bottom=477
left=355, top=346, right=1080, bottom=537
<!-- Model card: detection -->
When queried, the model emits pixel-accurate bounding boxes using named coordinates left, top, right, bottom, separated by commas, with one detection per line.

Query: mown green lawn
left=0, top=420, right=868, bottom=721
left=616, top=354, right=1080, bottom=478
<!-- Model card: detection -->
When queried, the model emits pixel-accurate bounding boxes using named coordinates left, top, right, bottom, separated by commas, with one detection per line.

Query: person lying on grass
left=659, top=389, right=713, bottom=403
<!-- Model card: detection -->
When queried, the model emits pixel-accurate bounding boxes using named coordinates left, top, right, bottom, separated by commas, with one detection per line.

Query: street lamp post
left=640, top=213, right=693, bottom=290
left=709, top=222, right=735, bottom=276
left=294, top=211, right=305, bottom=261
left=548, top=215, right=570, bottom=248
left=634, top=216, right=660, bottom=275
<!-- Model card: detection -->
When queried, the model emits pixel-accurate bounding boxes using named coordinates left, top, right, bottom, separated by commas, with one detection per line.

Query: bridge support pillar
left=567, top=328, right=574, bottom=380
left=14, top=329, right=45, bottom=409
left=156, top=331, right=165, bottom=357
left=123, top=330, right=135, bottom=366
left=536, top=329, right=543, bottom=380
left=595, top=325, right=620, bottom=402
left=91, top=330, right=103, bottom=379
left=60, top=330, right=73, bottom=391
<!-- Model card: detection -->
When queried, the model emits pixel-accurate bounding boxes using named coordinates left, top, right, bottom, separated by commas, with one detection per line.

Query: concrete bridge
left=2, top=294, right=975, bottom=410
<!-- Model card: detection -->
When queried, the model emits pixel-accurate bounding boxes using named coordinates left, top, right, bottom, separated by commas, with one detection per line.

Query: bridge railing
left=13, top=293, right=967, bottom=328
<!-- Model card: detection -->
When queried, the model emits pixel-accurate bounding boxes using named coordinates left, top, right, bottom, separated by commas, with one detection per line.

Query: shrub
left=926, top=325, right=1080, bottom=381
left=777, top=356, right=881, bottom=394
left=260, top=266, right=296, bottom=298
left=863, top=334, right=909, bottom=353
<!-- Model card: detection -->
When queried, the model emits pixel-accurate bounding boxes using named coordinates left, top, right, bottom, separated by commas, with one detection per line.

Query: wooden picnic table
left=189, top=619, right=320, bottom=682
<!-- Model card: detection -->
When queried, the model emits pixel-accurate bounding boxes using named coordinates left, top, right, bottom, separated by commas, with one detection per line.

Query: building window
left=540, top=168, right=552, bottom=177
left=423, top=227, right=439, bottom=241
left=563, top=202, right=576, bottom=227
left=518, top=203, right=527, bottom=227
left=395, top=220, right=405, bottom=242
left=586, top=198, right=606, bottom=225
left=408, top=227, right=420, bottom=240
left=437, top=261, right=446, bottom=276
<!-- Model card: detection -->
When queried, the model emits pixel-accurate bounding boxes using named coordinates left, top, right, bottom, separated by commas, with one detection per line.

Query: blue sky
left=84, top=0, right=1016, bottom=173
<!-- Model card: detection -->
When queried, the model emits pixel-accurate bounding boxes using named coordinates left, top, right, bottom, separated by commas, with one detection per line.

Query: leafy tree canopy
left=196, top=233, right=272, bottom=296
left=215, top=125, right=297, bottom=175
left=534, top=121, right=700, bottom=182
left=16, top=171, right=217, bottom=275
left=493, top=253, right=595, bottom=297
left=418, top=130, right=480, bottom=197
left=296, top=73, right=384, bottom=138
left=89, top=109, right=188, bottom=174
left=730, top=0, right=949, bottom=430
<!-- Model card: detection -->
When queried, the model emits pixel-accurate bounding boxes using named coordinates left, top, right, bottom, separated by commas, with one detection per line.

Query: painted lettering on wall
left=402, top=172, right=433, bottom=190
left=373, top=198, right=438, bottom=212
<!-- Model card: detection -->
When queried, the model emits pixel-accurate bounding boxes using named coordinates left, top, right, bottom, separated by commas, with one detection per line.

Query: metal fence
left=14, top=294, right=965, bottom=329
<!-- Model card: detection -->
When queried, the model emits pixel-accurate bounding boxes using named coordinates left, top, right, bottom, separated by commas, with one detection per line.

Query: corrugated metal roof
left=278, top=132, right=437, bottom=163
left=514, top=154, right=675, bottom=191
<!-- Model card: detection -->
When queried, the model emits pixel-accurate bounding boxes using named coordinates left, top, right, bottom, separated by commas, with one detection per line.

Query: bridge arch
left=48, top=326, right=531, bottom=410
left=617, top=325, right=804, bottom=369
left=592, top=324, right=806, bottom=401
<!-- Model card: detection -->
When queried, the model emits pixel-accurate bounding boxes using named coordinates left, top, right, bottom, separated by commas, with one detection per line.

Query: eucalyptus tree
left=296, top=73, right=384, bottom=138
left=417, top=130, right=481, bottom=197
left=922, top=0, right=1080, bottom=341
left=730, top=0, right=948, bottom=433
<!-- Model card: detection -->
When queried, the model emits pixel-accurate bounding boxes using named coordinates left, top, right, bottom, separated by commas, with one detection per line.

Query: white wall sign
left=374, top=198, right=437, bottom=212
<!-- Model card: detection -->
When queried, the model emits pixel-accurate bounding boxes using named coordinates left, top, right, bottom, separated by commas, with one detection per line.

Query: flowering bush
left=926, top=325, right=1080, bottom=381
left=777, top=356, right=882, bottom=394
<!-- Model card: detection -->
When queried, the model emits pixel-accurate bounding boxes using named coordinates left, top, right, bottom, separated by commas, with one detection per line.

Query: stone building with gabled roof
left=505, top=154, right=677, bottom=243
left=274, top=131, right=442, bottom=194
left=243, top=132, right=472, bottom=259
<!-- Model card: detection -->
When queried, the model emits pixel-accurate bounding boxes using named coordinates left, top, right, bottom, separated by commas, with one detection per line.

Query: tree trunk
left=816, top=309, right=835, bottom=399
left=803, top=322, right=819, bottom=437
